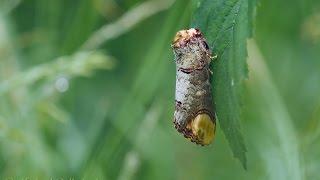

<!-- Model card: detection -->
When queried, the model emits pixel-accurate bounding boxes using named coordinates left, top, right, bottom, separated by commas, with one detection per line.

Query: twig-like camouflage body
left=172, top=28, right=216, bottom=145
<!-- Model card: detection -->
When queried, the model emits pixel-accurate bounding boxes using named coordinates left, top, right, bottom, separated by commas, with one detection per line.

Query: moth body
left=172, top=28, right=216, bottom=145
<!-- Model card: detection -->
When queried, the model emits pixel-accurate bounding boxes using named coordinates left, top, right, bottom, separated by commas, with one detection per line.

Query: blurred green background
left=0, top=0, right=320, bottom=179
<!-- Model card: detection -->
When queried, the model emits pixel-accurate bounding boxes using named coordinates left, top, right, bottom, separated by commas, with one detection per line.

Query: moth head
left=172, top=28, right=211, bottom=67
left=172, top=28, right=203, bottom=48
left=188, top=113, right=216, bottom=145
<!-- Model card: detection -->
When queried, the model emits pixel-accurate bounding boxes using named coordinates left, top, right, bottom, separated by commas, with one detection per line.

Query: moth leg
left=209, top=69, right=213, bottom=75
left=210, top=54, right=218, bottom=60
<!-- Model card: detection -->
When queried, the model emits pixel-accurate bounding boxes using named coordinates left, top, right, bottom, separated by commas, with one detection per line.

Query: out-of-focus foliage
left=0, top=0, right=319, bottom=179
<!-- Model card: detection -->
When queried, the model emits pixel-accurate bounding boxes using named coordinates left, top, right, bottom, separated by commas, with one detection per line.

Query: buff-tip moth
left=172, top=28, right=216, bottom=145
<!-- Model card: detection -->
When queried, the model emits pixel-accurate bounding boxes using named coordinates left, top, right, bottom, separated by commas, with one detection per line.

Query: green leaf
left=191, top=0, right=255, bottom=169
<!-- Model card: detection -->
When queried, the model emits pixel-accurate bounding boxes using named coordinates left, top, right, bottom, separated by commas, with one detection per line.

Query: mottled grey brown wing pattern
left=172, top=28, right=216, bottom=145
